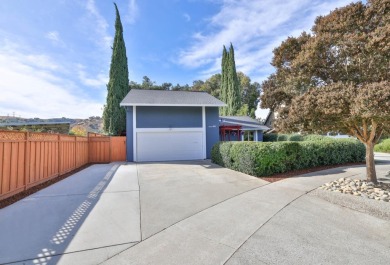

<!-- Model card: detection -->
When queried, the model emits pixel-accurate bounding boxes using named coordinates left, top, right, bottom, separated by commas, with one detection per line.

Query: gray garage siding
left=136, top=106, right=202, bottom=128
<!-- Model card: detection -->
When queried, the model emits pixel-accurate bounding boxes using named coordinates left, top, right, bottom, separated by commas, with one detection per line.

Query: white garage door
left=136, top=131, right=203, bottom=162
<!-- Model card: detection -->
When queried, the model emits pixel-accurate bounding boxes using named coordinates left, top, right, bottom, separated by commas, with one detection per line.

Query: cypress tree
left=103, top=3, right=129, bottom=135
left=220, top=46, right=228, bottom=116
left=227, top=43, right=241, bottom=115
left=219, top=43, right=241, bottom=116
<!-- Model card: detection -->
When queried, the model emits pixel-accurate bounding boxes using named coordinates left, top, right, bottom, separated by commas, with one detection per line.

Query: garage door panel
left=136, top=131, right=203, bottom=162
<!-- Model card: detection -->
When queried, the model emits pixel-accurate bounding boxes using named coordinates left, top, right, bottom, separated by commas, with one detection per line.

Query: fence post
left=24, top=132, right=29, bottom=191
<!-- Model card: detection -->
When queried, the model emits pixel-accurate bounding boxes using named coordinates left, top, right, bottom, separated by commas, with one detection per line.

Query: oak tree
left=261, top=0, right=390, bottom=183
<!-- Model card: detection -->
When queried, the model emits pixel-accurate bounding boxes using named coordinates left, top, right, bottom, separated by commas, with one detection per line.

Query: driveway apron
left=102, top=161, right=390, bottom=265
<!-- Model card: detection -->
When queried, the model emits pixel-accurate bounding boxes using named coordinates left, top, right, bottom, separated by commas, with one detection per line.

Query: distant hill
left=0, top=116, right=103, bottom=134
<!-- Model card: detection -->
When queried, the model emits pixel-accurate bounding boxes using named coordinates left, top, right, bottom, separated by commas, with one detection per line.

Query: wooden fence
left=0, top=131, right=126, bottom=200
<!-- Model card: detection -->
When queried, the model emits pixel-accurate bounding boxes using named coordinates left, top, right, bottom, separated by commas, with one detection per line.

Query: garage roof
left=120, top=89, right=226, bottom=107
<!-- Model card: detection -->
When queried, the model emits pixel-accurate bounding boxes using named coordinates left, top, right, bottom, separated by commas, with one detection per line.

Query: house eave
left=120, top=103, right=227, bottom=107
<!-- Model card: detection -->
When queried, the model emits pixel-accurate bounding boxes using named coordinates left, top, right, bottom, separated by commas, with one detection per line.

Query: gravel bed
left=318, top=177, right=390, bottom=202
left=311, top=178, right=390, bottom=221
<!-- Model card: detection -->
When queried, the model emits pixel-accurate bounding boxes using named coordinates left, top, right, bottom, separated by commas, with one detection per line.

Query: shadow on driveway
left=0, top=164, right=119, bottom=265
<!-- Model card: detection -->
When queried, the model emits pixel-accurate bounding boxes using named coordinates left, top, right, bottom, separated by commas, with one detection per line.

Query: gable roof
left=219, top=116, right=269, bottom=131
left=120, top=89, right=226, bottom=107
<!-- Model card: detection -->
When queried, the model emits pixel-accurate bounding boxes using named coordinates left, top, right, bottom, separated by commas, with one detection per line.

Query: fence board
left=10, top=142, right=18, bottom=191
left=17, top=142, right=25, bottom=189
left=0, top=143, right=3, bottom=193
left=2, top=143, right=11, bottom=195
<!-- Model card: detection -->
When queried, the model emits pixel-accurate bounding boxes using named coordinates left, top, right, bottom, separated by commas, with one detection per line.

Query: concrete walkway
left=1, top=154, right=390, bottom=264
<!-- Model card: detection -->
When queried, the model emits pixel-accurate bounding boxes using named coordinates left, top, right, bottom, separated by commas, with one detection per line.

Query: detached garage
left=120, top=89, right=225, bottom=162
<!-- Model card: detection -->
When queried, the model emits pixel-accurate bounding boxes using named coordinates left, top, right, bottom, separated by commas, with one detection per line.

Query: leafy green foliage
left=103, top=3, right=129, bottom=136
left=263, top=133, right=329, bottom=142
left=211, top=140, right=365, bottom=177
left=374, top=139, right=390, bottom=153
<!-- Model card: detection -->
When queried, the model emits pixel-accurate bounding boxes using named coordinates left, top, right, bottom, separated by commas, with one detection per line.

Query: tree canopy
left=260, top=0, right=390, bottom=183
left=102, top=3, right=129, bottom=135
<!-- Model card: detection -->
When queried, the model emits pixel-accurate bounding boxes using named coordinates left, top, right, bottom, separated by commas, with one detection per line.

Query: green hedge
left=263, top=133, right=330, bottom=142
left=211, top=140, right=365, bottom=177
left=374, top=139, right=390, bottom=153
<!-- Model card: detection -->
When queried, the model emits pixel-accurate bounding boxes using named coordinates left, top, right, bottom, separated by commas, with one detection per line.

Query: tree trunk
left=365, top=142, right=377, bottom=184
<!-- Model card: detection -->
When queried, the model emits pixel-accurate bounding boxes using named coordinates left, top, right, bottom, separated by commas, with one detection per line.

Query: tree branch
left=362, top=119, right=368, bottom=141
left=368, top=119, right=378, bottom=143
left=349, top=126, right=365, bottom=143
left=373, top=126, right=384, bottom=144
left=353, top=123, right=365, bottom=141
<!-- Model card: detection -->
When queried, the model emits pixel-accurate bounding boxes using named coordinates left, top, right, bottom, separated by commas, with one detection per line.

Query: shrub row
left=211, top=140, right=365, bottom=177
left=263, top=133, right=330, bottom=142
left=374, top=139, right=390, bottom=153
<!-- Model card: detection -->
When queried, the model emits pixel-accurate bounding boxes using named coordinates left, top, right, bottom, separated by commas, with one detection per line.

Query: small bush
left=288, top=134, right=303, bottom=141
left=374, top=139, right=390, bottom=153
left=211, top=139, right=365, bottom=177
left=277, top=134, right=288, bottom=141
left=263, top=133, right=278, bottom=142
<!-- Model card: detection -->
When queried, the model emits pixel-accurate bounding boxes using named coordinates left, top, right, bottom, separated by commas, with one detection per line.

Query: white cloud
left=0, top=43, right=103, bottom=119
left=178, top=0, right=354, bottom=82
left=77, top=64, right=108, bottom=88
left=45, top=31, right=65, bottom=47
left=125, top=0, right=139, bottom=24
left=183, top=13, right=191, bottom=22
left=46, top=31, right=59, bottom=42
left=85, top=0, right=113, bottom=50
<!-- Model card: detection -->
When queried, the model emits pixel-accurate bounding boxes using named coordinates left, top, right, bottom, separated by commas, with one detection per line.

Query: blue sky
left=0, top=0, right=355, bottom=118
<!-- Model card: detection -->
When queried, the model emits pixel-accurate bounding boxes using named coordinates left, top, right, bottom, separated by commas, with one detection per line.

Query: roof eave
left=120, top=103, right=227, bottom=107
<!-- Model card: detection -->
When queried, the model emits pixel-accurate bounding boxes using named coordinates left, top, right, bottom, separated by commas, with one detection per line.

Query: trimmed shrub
left=374, top=139, right=390, bottom=153
left=263, top=133, right=328, bottom=142
left=302, top=134, right=330, bottom=141
left=211, top=139, right=365, bottom=177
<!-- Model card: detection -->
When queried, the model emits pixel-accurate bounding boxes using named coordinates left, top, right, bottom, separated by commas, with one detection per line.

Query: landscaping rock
left=318, top=178, right=390, bottom=203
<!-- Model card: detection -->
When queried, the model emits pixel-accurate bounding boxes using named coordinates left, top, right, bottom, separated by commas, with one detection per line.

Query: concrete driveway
left=1, top=155, right=390, bottom=265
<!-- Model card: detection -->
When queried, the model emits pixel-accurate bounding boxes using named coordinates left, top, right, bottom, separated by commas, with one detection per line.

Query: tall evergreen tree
left=220, top=46, right=228, bottom=115
left=219, top=44, right=241, bottom=116
left=227, top=44, right=241, bottom=115
left=103, top=3, right=129, bottom=135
